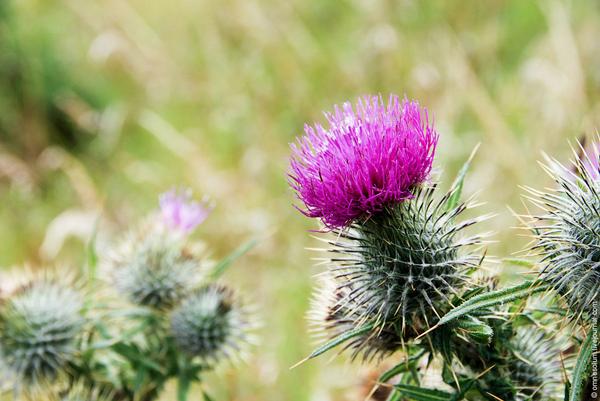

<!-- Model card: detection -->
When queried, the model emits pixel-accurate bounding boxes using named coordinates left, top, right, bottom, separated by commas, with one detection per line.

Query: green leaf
left=303, top=323, right=373, bottom=362
left=437, top=280, right=548, bottom=327
left=455, top=315, right=493, bottom=344
left=210, top=239, right=257, bottom=279
left=446, top=143, right=480, bottom=210
left=503, top=257, right=536, bottom=268
left=387, top=390, right=402, bottom=401
left=178, top=376, right=191, bottom=401
left=568, top=329, right=595, bottom=401
left=379, top=350, right=426, bottom=383
left=112, top=343, right=164, bottom=373
left=393, top=384, right=454, bottom=401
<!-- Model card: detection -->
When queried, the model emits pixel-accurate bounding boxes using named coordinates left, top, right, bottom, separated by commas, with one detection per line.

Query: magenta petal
left=289, top=95, right=438, bottom=229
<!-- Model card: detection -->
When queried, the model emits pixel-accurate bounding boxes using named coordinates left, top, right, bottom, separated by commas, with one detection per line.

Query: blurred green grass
left=0, top=0, right=599, bottom=400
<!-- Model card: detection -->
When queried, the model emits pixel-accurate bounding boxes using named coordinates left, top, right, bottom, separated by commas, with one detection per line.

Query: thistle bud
left=508, top=327, right=564, bottom=400
left=0, top=276, right=85, bottom=388
left=110, top=228, right=203, bottom=309
left=526, top=141, right=600, bottom=322
left=169, top=284, right=252, bottom=365
left=108, top=190, right=210, bottom=309
left=309, top=273, right=401, bottom=362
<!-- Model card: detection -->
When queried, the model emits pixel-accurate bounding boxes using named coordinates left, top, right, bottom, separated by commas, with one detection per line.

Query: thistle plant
left=289, top=95, right=587, bottom=400
left=0, top=189, right=256, bottom=401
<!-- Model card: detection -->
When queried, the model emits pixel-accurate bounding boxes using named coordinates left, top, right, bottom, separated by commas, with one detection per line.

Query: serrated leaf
left=446, top=144, right=480, bottom=210
left=210, top=239, right=257, bottom=279
left=437, top=280, right=548, bottom=326
left=305, top=323, right=373, bottom=361
left=568, top=329, right=594, bottom=401
left=393, top=384, right=454, bottom=401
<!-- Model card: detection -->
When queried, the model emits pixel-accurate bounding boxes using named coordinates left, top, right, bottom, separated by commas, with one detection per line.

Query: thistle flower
left=159, top=189, right=210, bottom=234
left=110, top=226, right=204, bottom=309
left=289, top=95, right=438, bottom=228
left=319, top=185, right=486, bottom=339
left=0, top=277, right=85, bottom=388
left=170, top=284, right=252, bottom=365
left=526, top=141, right=600, bottom=322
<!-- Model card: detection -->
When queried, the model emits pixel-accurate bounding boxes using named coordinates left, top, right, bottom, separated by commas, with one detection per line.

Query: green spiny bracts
left=109, top=221, right=205, bottom=309
left=170, top=284, right=253, bottom=365
left=54, top=381, right=115, bottom=401
left=309, top=273, right=402, bottom=362
left=325, top=184, right=487, bottom=338
left=526, top=146, right=600, bottom=323
left=508, top=327, right=564, bottom=400
left=0, top=278, right=85, bottom=389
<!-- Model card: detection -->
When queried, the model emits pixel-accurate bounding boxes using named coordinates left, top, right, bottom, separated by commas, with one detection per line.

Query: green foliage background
left=0, top=0, right=599, bottom=400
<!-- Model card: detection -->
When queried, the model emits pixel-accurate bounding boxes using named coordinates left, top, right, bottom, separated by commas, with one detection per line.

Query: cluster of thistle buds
left=0, top=189, right=256, bottom=401
left=290, top=94, right=597, bottom=400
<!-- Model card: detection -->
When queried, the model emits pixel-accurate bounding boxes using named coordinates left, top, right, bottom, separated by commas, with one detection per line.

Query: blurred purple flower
left=581, top=141, right=600, bottom=180
left=159, top=189, right=210, bottom=233
left=289, top=95, right=438, bottom=228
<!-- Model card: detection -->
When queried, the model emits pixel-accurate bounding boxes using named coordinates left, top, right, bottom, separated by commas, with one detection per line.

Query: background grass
left=0, top=0, right=599, bottom=400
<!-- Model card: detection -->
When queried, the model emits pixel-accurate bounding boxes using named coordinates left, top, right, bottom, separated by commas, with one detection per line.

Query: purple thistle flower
left=289, top=95, right=438, bottom=228
left=581, top=141, right=600, bottom=181
left=159, top=189, right=210, bottom=233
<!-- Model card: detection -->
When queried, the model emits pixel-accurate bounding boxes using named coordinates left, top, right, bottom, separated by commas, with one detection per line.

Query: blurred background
left=0, top=0, right=599, bottom=399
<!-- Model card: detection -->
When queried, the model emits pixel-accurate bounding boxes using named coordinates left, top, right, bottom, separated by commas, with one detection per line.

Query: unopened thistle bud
left=309, top=273, right=401, bottom=362
left=170, top=284, right=253, bottom=365
left=508, top=327, right=564, bottom=400
left=291, top=95, right=486, bottom=359
left=0, top=276, right=85, bottom=388
left=526, top=140, right=600, bottom=322
left=109, top=190, right=210, bottom=309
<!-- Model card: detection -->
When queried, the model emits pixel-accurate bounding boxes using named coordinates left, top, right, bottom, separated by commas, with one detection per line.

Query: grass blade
left=446, top=143, right=480, bottom=210
left=210, top=239, right=257, bottom=279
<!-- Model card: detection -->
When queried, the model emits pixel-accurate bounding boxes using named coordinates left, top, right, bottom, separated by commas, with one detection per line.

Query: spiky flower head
left=289, top=95, right=438, bottom=228
left=110, top=225, right=205, bottom=309
left=309, top=184, right=486, bottom=359
left=159, top=188, right=211, bottom=234
left=47, top=381, right=114, bottom=401
left=309, top=273, right=401, bottom=362
left=108, top=190, right=209, bottom=309
left=508, top=327, right=564, bottom=400
left=170, top=284, right=252, bottom=365
left=0, top=276, right=85, bottom=388
left=526, top=140, right=600, bottom=322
